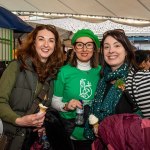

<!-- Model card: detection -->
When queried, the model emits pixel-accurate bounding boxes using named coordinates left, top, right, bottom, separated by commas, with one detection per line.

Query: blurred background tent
left=0, top=6, right=33, bottom=32
left=1, top=0, right=150, bottom=25
left=0, top=6, right=33, bottom=68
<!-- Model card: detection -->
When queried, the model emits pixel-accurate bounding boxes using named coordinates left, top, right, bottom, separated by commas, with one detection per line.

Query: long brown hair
left=17, top=25, right=64, bottom=82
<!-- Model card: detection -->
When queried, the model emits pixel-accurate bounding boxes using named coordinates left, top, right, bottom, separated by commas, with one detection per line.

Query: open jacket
left=0, top=60, right=53, bottom=150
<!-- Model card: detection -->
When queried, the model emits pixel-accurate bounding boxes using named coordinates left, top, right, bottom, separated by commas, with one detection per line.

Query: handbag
left=44, top=107, right=74, bottom=150
left=61, top=104, right=91, bottom=136
left=30, top=135, right=42, bottom=150
left=30, top=142, right=42, bottom=150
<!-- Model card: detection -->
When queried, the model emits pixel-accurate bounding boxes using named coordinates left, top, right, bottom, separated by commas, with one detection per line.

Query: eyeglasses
left=75, top=42, right=95, bottom=51
left=103, top=29, right=125, bottom=37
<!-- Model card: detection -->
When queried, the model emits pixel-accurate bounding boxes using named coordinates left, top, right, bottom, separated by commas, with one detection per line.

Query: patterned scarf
left=84, top=63, right=129, bottom=140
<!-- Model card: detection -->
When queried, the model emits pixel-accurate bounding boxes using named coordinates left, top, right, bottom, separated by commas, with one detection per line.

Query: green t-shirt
left=54, top=64, right=101, bottom=140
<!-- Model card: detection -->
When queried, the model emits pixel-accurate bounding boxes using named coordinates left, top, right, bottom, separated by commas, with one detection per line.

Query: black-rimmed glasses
left=75, top=42, right=95, bottom=51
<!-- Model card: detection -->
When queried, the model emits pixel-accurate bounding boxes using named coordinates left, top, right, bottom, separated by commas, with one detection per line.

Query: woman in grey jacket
left=0, top=25, right=64, bottom=149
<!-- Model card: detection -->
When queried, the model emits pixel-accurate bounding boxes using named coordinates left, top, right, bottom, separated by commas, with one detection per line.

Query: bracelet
left=63, top=103, right=69, bottom=111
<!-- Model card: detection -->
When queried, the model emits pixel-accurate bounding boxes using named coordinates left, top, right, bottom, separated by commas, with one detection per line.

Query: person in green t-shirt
left=51, top=29, right=101, bottom=150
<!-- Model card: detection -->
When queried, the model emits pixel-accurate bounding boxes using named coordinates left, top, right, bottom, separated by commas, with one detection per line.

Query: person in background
left=62, top=44, right=74, bottom=65
left=135, top=50, right=150, bottom=70
left=62, top=44, right=68, bottom=64
left=84, top=29, right=140, bottom=140
left=64, top=48, right=74, bottom=65
left=127, top=50, right=150, bottom=118
left=0, top=25, right=64, bottom=149
left=63, top=49, right=68, bottom=63
left=51, top=29, right=101, bottom=150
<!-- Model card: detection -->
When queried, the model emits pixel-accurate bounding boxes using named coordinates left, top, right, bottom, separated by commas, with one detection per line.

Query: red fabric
left=92, top=114, right=145, bottom=150
left=142, top=119, right=150, bottom=150
left=30, top=141, right=42, bottom=150
left=107, top=144, right=115, bottom=150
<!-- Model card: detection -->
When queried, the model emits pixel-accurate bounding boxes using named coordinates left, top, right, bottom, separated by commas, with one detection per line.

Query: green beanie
left=71, top=29, right=100, bottom=48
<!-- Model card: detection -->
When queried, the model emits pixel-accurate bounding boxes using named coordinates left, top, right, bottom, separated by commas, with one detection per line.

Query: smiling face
left=103, top=36, right=127, bottom=71
left=73, top=37, right=94, bottom=62
left=34, top=29, right=55, bottom=63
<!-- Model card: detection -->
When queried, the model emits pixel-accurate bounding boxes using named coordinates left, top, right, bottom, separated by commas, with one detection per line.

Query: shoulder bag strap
left=26, top=78, right=52, bottom=115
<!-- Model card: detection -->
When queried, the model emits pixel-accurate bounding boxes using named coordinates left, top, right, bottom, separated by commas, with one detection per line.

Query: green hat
left=71, top=29, right=100, bottom=48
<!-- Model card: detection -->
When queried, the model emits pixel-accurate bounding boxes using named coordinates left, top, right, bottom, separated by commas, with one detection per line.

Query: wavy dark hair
left=135, top=50, right=150, bottom=70
left=135, top=50, right=150, bottom=64
left=69, top=43, right=99, bottom=68
left=100, top=29, right=138, bottom=76
left=17, top=25, right=64, bottom=82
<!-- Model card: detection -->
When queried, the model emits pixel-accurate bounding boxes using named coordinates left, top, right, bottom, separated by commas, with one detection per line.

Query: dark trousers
left=71, top=140, right=92, bottom=150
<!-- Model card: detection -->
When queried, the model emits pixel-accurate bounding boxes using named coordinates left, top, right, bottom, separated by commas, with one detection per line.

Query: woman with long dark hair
left=84, top=29, right=140, bottom=140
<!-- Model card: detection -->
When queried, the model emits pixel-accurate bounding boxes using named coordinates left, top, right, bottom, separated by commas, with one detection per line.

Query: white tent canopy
left=0, top=0, right=150, bottom=25
left=29, top=18, right=150, bottom=38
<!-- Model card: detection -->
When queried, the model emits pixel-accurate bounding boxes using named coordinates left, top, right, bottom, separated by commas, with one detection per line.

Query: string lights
left=28, top=18, right=150, bottom=38
left=12, top=11, right=150, bottom=38
left=13, top=11, right=150, bottom=25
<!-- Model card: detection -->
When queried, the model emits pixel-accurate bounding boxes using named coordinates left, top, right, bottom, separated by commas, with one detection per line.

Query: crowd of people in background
left=0, top=25, right=150, bottom=150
